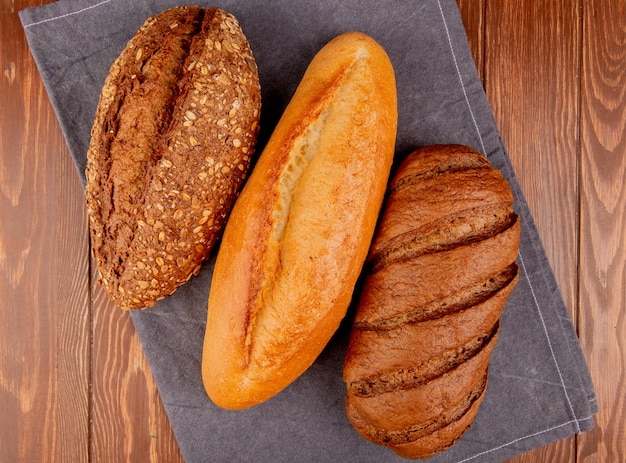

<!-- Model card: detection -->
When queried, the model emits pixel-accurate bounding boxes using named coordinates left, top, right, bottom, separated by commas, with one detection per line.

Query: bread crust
left=202, top=32, right=398, bottom=409
left=85, top=7, right=260, bottom=309
left=343, top=145, right=520, bottom=459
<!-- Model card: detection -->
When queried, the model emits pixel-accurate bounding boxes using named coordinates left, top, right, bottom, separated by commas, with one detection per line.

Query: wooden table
left=1, top=1, right=623, bottom=461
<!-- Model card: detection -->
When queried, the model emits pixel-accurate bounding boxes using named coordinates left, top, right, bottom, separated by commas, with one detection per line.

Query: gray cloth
left=20, top=1, right=597, bottom=462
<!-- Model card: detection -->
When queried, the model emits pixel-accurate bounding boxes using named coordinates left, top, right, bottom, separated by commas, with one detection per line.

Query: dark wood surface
left=1, top=1, right=623, bottom=461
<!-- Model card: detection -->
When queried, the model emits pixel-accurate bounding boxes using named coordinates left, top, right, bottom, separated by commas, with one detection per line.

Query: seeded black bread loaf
left=85, top=6, right=261, bottom=309
left=343, top=144, right=520, bottom=459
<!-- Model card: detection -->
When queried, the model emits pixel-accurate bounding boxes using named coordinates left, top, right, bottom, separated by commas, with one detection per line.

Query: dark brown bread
left=343, top=144, right=520, bottom=459
left=85, top=7, right=260, bottom=309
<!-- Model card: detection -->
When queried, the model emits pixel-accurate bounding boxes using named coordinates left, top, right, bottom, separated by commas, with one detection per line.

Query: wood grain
left=482, top=1, right=582, bottom=462
left=0, top=1, right=90, bottom=461
left=578, top=0, right=626, bottom=461
left=457, top=0, right=485, bottom=81
left=484, top=0, right=581, bottom=318
left=90, top=267, right=184, bottom=463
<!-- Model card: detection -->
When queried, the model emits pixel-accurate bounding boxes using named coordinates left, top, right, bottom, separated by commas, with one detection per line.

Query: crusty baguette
left=202, top=31, right=398, bottom=410
left=343, top=144, right=520, bottom=459
left=85, top=7, right=261, bottom=309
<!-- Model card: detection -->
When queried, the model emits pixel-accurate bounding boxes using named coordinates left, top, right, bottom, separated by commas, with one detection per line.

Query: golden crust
left=202, top=32, right=398, bottom=409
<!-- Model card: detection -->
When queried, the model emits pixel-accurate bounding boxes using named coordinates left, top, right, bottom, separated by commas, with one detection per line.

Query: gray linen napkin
left=20, top=1, right=597, bottom=462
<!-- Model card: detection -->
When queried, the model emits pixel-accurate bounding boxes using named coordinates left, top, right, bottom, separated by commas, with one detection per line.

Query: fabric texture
left=20, top=1, right=597, bottom=462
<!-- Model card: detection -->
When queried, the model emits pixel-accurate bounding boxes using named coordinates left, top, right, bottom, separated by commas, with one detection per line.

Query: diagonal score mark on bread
left=355, top=262, right=518, bottom=331
left=343, top=144, right=521, bottom=459
left=243, top=56, right=371, bottom=371
left=86, top=7, right=261, bottom=309
left=202, top=32, right=398, bottom=410
left=346, top=326, right=498, bottom=445
left=93, top=9, right=205, bottom=281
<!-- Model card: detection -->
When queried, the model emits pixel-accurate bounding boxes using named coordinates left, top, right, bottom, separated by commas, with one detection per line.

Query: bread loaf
left=343, top=144, right=520, bottom=459
left=202, top=32, right=398, bottom=410
left=85, top=7, right=261, bottom=309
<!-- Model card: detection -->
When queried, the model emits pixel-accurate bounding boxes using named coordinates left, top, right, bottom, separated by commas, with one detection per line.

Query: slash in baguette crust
left=202, top=31, right=398, bottom=409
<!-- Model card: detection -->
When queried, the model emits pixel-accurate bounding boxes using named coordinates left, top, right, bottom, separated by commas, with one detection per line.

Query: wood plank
left=0, top=1, right=90, bottom=461
left=457, top=0, right=485, bottom=81
left=485, top=0, right=581, bottom=316
left=483, top=1, right=581, bottom=462
left=90, top=275, right=184, bottom=462
left=577, top=0, right=626, bottom=461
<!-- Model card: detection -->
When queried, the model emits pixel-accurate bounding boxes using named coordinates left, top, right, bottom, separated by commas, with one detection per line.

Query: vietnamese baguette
left=202, top=32, right=398, bottom=409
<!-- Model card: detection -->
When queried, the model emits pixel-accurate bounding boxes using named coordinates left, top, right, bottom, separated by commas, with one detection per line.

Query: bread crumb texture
left=85, top=6, right=261, bottom=309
